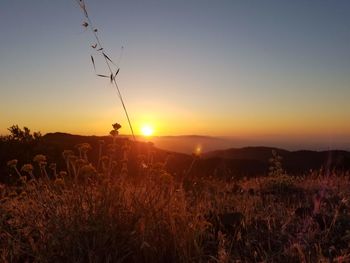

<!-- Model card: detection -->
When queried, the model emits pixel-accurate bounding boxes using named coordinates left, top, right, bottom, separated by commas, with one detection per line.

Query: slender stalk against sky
left=75, top=0, right=136, bottom=140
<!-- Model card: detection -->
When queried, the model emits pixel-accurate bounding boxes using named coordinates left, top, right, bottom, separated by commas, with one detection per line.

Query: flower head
left=21, top=164, right=34, bottom=173
left=75, top=158, right=88, bottom=167
left=80, top=164, right=97, bottom=177
left=76, top=143, right=92, bottom=153
left=7, top=159, right=18, bottom=168
left=68, top=155, right=78, bottom=162
left=49, top=163, right=57, bottom=170
left=54, top=178, right=65, bottom=187
left=62, top=150, right=74, bottom=160
left=112, top=123, right=122, bottom=131
left=59, top=171, right=67, bottom=178
left=33, top=154, right=46, bottom=164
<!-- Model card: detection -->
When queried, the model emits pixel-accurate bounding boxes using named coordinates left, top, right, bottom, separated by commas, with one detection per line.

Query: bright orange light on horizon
left=141, top=124, right=154, bottom=137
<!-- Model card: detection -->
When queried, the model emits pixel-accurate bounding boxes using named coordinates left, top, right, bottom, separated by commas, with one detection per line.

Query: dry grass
left=1, top=137, right=350, bottom=262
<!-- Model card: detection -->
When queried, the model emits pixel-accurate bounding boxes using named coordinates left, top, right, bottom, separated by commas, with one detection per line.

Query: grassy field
left=1, top=130, right=350, bottom=262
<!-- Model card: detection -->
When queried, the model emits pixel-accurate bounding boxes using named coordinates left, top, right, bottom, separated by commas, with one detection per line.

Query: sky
left=1, top=0, right=350, bottom=149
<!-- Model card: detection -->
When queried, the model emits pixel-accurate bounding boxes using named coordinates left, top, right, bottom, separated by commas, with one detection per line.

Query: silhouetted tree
left=6, top=125, right=41, bottom=142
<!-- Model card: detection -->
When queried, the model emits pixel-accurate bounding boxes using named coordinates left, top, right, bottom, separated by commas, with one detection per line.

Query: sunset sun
left=141, top=125, right=154, bottom=137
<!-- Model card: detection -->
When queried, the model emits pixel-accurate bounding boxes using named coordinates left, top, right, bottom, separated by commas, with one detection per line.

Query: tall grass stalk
left=75, top=0, right=136, bottom=140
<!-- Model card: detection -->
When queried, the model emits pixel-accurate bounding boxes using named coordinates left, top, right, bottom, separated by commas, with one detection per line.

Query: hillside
left=203, top=147, right=350, bottom=173
left=2, top=133, right=350, bottom=183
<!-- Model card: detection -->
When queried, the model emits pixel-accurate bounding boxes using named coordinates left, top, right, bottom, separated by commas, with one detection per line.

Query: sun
left=141, top=125, right=154, bottom=137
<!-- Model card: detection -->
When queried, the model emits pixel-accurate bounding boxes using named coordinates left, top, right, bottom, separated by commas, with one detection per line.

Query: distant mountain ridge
left=149, top=134, right=350, bottom=154
left=42, top=133, right=350, bottom=174
left=1, top=132, right=350, bottom=183
left=203, top=146, right=288, bottom=161
left=36, top=133, right=350, bottom=174
left=203, top=147, right=350, bottom=174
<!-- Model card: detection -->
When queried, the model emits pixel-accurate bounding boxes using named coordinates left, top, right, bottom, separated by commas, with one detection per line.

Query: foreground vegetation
left=1, top=126, right=350, bottom=262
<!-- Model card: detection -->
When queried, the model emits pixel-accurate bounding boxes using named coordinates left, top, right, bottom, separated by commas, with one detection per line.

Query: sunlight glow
left=141, top=125, right=154, bottom=137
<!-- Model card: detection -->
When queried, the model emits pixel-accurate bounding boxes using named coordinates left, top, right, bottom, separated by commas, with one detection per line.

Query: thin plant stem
left=75, top=0, right=136, bottom=140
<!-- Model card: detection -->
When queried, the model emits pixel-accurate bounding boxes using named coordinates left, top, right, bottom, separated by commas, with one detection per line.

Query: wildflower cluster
left=263, top=150, right=299, bottom=195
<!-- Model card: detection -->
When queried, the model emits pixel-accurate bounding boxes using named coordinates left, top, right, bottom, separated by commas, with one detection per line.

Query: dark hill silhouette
left=41, top=132, right=193, bottom=177
left=0, top=132, right=192, bottom=183
left=151, top=135, right=350, bottom=154
left=203, top=147, right=289, bottom=161
left=203, top=147, right=350, bottom=174
left=1, top=133, right=350, bottom=183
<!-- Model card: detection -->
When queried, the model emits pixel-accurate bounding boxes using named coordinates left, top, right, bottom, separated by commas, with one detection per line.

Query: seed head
left=33, top=154, right=46, bottom=163
left=7, top=159, right=18, bottom=168
left=21, top=164, right=34, bottom=173
left=54, top=178, right=65, bottom=187
left=59, top=171, right=67, bottom=178
left=80, top=164, right=97, bottom=177
left=112, top=123, right=122, bottom=131
left=49, top=163, right=57, bottom=170
left=62, top=150, right=74, bottom=160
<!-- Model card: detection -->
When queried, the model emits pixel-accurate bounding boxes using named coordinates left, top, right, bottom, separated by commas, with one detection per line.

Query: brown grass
left=1, top=140, right=350, bottom=262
